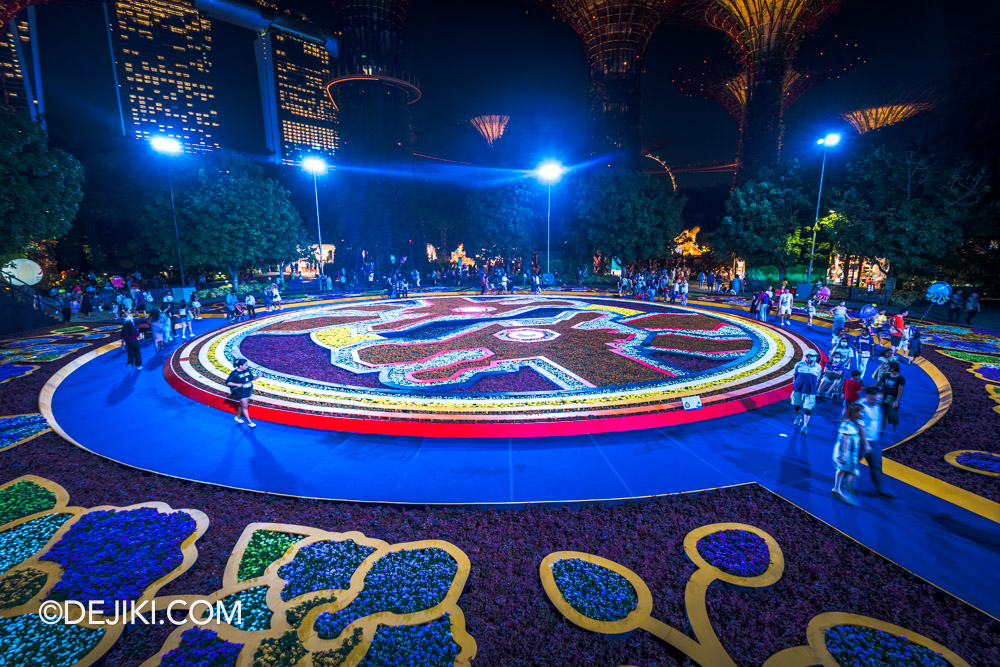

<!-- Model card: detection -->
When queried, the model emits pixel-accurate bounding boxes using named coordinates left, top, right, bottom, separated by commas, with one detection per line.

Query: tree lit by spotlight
left=842, top=103, right=934, bottom=135
left=470, top=115, right=510, bottom=148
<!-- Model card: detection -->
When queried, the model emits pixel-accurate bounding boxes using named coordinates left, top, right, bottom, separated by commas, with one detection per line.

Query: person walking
left=150, top=308, right=165, bottom=352
left=225, top=290, right=238, bottom=318
left=965, top=292, right=981, bottom=325
left=831, top=301, right=848, bottom=335
left=80, top=292, right=93, bottom=320
left=832, top=403, right=867, bottom=506
left=245, top=293, right=256, bottom=319
left=948, top=289, right=964, bottom=323
left=806, top=298, right=816, bottom=328
left=178, top=301, right=195, bottom=339
left=778, top=288, right=793, bottom=326
left=121, top=318, right=142, bottom=370
left=790, top=350, right=822, bottom=435
left=226, top=358, right=259, bottom=427
left=888, top=308, right=907, bottom=354
left=856, top=386, right=897, bottom=498
left=757, top=289, right=771, bottom=322
left=878, top=361, right=906, bottom=433
left=59, top=294, right=72, bottom=323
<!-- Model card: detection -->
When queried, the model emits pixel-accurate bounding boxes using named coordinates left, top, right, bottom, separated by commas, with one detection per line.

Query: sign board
left=681, top=395, right=703, bottom=411
left=542, top=273, right=555, bottom=285
left=795, top=283, right=814, bottom=299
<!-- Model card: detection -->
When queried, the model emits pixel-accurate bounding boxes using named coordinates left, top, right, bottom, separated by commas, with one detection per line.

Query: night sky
left=33, top=0, right=999, bottom=190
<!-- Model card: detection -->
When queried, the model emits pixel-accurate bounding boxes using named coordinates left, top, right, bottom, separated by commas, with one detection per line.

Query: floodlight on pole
left=151, top=135, right=182, bottom=155
left=302, top=156, right=329, bottom=288
left=150, top=135, right=185, bottom=290
left=807, top=133, right=843, bottom=283
left=534, top=160, right=565, bottom=277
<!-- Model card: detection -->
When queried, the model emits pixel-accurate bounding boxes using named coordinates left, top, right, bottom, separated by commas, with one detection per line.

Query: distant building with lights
left=195, top=0, right=339, bottom=164
left=0, top=7, right=44, bottom=125
left=105, top=0, right=220, bottom=152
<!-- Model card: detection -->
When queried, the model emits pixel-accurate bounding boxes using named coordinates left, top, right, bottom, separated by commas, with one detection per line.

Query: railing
left=0, top=273, right=61, bottom=319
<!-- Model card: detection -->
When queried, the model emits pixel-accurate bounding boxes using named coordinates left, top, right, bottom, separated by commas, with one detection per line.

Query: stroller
left=227, top=303, right=248, bottom=324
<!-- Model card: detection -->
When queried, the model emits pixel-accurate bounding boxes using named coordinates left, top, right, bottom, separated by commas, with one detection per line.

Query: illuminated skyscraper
left=106, top=0, right=219, bottom=152
left=0, top=6, right=44, bottom=124
left=255, top=28, right=338, bottom=165
left=195, top=0, right=339, bottom=164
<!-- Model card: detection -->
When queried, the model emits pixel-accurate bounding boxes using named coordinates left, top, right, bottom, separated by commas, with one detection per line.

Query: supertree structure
left=470, top=115, right=511, bottom=148
left=676, top=66, right=808, bottom=121
left=681, top=0, right=842, bottom=180
left=325, top=0, right=422, bottom=273
left=843, top=103, right=934, bottom=135
left=543, top=0, right=678, bottom=164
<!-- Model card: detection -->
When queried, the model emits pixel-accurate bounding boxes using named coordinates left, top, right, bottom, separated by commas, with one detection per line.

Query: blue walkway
left=45, top=297, right=1000, bottom=619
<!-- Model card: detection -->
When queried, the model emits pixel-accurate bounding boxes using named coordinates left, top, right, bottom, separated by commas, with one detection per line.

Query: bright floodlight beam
left=302, top=156, right=328, bottom=175
left=151, top=135, right=182, bottom=155
left=535, top=160, right=565, bottom=183
left=302, top=157, right=329, bottom=289
left=150, top=136, right=185, bottom=290
left=808, top=132, right=843, bottom=282
left=534, top=160, right=565, bottom=278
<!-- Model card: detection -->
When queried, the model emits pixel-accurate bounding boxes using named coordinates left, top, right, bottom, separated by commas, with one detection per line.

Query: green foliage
left=142, top=151, right=309, bottom=285
left=0, top=109, right=84, bottom=263
left=465, top=181, right=538, bottom=263
left=576, top=166, right=685, bottom=265
left=829, top=148, right=989, bottom=277
left=715, top=166, right=810, bottom=282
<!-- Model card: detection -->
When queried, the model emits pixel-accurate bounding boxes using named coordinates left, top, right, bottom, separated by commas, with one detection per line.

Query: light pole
left=807, top=132, right=841, bottom=283
left=150, top=136, right=186, bottom=290
left=302, top=156, right=329, bottom=289
left=534, top=160, right=565, bottom=277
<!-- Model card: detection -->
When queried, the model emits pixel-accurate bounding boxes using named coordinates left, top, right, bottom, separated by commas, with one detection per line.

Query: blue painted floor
left=48, top=298, right=1000, bottom=619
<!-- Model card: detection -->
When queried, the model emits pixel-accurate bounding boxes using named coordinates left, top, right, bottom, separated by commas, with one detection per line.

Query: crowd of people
left=616, top=267, right=744, bottom=301
left=788, top=304, right=917, bottom=507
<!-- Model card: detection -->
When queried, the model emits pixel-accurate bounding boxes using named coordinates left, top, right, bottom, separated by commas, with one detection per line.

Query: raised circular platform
left=164, top=296, right=817, bottom=437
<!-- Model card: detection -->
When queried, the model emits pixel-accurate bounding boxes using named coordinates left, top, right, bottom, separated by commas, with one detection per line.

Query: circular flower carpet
left=165, top=296, right=816, bottom=437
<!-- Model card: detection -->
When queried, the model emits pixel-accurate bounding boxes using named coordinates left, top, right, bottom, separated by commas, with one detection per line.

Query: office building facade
left=106, top=0, right=220, bottom=152
left=0, top=7, right=44, bottom=124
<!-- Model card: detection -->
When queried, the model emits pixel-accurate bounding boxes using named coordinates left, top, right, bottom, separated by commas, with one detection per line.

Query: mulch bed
left=886, top=347, right=1000, bottom=502
left=1, top=320, right=998, bottom=665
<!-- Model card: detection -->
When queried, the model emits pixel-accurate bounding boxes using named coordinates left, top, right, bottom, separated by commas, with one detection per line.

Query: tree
left=0, top=109, right=84, bottom=264
left=576, top=166, right=685, bottom=267
left=465, top=181, right=538, bottom=268
left=142, top=151, right=308, bottom=288
left=715, top=167, right=810, bottom=284
left=829, top=148, right=989, bottom=278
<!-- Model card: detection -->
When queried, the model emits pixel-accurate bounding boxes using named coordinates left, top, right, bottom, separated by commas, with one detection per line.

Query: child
left=842, top=369, right=863, bottom=406
left=908, top=327, right=922, bottom=363
left=806, top=298, right=816, bottom=327
left=819, top=351, right=848, bottom=398
left=70, top=297, right=80, bottom=320
left=872, top=309, right=888, bottom=347
left=192, top=295, right=202, bottom=320
left=832, top=403, right=867, bottom=506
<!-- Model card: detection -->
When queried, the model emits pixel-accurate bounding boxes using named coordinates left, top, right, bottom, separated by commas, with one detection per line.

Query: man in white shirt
left=778, top=289, right=794, bottom=326
left=856, top=387, right=897, bottom=498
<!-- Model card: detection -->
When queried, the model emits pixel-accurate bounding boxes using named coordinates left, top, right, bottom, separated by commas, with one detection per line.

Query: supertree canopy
left=677, top=67, right=807, bottom=121
left=544, top=0, right=678, bottom=164
left=682, top=0, right=842, bottom=180
left=843, top=103, right=934, bottom=135
left=470, top=115, right=511, bottom=148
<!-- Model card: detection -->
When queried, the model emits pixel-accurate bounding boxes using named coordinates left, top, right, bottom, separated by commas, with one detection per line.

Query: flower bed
left=0, top=514, right=72, bottom=573
left=236, top=530, right=304, bottom=581
left=41, top=507, right=198, bottom=614
left=550, top=558, right=638, bottom=622
left=314, top=547, right=459, bottom=640
left=159, top=627, right=241, bottom=667
left=825, top=625, right=949, bottom=666
left=0, top=480, right=56, bottom=525
left=0, top=613, right=106, bottom=667
left=695, top=529, right=771, bottom=577
left=885, top=348, right=1000, bottom=502
left=357, top=615, right=460, bottom=667
left=954, top=451, right=1000, bottom=474
left=278, top=539, right=376, bottom=600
